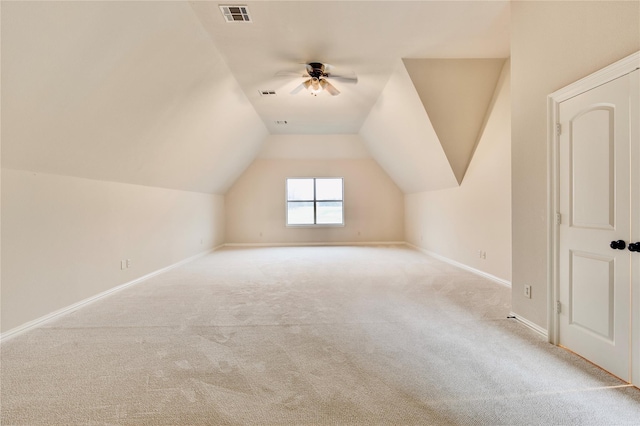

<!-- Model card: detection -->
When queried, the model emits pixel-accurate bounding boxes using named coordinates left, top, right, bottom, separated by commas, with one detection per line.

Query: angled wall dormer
left=404, top=58, right=506, bottom=184
left=359, top=58, right=506, bottom=192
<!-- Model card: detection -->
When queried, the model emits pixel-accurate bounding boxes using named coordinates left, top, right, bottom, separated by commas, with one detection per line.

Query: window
left=286, top=178, right=344, bottom=226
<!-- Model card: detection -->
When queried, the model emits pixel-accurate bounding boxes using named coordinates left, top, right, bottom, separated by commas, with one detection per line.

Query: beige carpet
left=2, top=245, right=640, bottom=425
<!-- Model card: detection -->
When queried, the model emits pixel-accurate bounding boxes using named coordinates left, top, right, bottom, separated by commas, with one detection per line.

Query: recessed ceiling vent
left=274, top=120, right=288, bottom=125
left=219, top=5, right=252, bottom=23
left=259, top=90, right=277, bottom=97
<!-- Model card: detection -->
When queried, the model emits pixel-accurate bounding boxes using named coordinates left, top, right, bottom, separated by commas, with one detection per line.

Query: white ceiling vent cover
left=219, top=6, right=252, bottom=23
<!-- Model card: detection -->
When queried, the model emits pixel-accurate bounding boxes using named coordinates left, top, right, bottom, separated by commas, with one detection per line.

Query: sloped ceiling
left=1, top=1, right=510, bottom=195
left=188, top=1, right=510, bottom=135
left=259, top=135, right=371, bottom=160
left=1, top=1, right=268, bottom=194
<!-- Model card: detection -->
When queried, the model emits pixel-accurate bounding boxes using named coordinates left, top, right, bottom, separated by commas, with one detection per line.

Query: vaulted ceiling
left=1, top=1, right=510, bottom=194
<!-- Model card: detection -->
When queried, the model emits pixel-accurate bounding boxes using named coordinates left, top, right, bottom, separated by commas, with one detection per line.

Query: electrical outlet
left=524, top=285, right=532, bottom=299
left=126, top=259, right=131, bottom=269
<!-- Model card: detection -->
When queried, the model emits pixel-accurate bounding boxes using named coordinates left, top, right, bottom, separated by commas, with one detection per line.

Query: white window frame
left=285, top=177, right=345, bottom=227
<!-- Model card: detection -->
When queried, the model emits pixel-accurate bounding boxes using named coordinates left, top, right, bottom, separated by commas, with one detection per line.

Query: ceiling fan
left=277, top=62, right=358, bottom=96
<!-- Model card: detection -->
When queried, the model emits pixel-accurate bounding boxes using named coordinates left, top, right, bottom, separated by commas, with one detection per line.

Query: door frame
left=547, top=51, right=640, bottom=384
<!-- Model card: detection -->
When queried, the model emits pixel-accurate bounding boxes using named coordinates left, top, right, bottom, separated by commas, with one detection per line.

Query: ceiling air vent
left=274, top=120, right=288, bottom=125
left=259, top=90, right=277, bottom=97
left=219, top=5, right=252, bottom=23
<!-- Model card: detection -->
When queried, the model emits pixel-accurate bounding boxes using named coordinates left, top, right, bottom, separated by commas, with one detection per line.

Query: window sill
left=286, top=223, right=345, bottom=228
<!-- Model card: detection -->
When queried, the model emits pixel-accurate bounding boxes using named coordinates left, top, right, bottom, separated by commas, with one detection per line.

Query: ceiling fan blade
left=290, top=79, right=312, bottom=95
left=327, top=74, right=358, bottom=84
left=320, top=79, right=340, bottom=96
left=275, top=70, right=308, bottom=78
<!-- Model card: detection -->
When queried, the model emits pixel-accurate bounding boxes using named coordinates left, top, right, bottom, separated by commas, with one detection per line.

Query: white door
left=558, top=72, right=634, bottom=381
left=631, top=69, right=640, bottom=387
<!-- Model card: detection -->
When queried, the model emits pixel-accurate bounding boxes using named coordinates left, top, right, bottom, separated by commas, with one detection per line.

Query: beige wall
left=1, top=169, right=224, bottom=333
left=511, top=1, right=640, bottom=329
left=225, top=155, right=404, bottom=244
left=405, top=61, right=511, bottom=282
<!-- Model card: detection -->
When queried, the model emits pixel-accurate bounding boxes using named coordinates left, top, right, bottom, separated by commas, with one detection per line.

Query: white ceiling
left=189, top=1, right=511, bottom=134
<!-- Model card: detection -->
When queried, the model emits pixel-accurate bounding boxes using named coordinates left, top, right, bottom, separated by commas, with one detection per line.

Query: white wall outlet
left=126, top=259, right=131, bottom=269
left=524, top=285, right=532, bottom=299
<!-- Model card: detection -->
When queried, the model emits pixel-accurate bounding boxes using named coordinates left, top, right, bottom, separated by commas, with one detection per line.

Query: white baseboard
left=224, top=241, right=406, bottom=248
left=509, top=312, right=548, bottom=338
left=0, top=245, right=223, bottom=343
left=405, top=243, right=512, bottom=288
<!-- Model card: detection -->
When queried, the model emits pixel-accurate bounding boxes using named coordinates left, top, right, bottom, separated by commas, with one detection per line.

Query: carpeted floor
left=2, top=245, right=639, bottom=425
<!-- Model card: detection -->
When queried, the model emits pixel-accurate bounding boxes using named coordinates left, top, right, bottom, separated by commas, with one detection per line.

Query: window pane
left=316, top=201, right=343, bottom=224
left=287, top=202, right=314, bottom=225
left=287, top=179, right=314, bottom=201
left=316, top=178, right=343, bottom=201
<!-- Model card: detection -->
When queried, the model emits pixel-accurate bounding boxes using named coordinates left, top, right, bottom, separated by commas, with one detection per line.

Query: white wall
left=1, top=169, right=225, bottom=333
left=225, top=135, right=404, bottom=244
left=405, top=61, right=511, bottom=283
left=511, top=1, right=640, bottom=330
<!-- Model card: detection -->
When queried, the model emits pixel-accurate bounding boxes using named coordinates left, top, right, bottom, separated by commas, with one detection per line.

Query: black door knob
left=610, top=240, right=626, bottom=250
left=629, top=242, right=640, bottom=252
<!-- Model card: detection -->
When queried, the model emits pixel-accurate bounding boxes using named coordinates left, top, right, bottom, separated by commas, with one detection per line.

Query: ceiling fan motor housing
left=306, top=62, right=327, bottom=79
left=288, top=62, right=345, bottom=96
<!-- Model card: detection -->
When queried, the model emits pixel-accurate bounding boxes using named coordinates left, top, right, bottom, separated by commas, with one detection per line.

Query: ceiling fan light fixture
left=308, top=77, right=323, bottom=96
left=322, top=79, right=340, bottom=96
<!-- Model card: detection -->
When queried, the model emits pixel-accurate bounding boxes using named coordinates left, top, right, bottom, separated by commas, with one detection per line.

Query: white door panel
left=569, top=250, right=614, bottom=340
left=570, top=107, right=615, bottom=230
